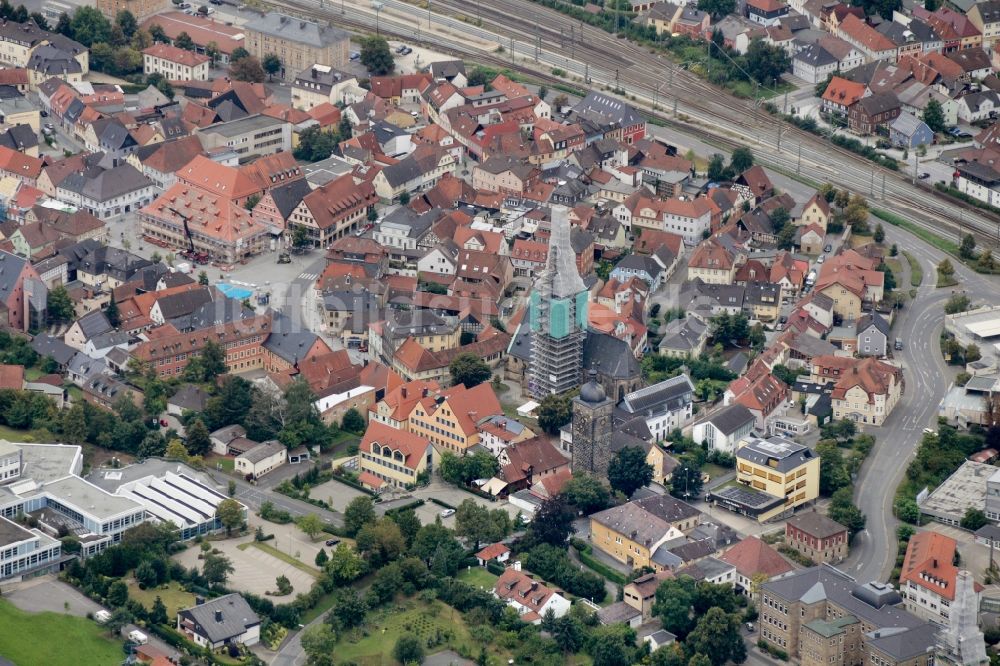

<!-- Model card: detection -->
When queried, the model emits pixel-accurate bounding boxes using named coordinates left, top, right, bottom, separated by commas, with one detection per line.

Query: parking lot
left=309, top=478, right=368, bottom=511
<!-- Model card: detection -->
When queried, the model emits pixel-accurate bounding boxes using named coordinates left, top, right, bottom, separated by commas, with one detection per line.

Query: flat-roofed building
left=196, top=114, right=291, bottom=160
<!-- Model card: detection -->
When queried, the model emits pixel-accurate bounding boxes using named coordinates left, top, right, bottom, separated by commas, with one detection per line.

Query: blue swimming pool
left=216, top=283, right=253, bottom=300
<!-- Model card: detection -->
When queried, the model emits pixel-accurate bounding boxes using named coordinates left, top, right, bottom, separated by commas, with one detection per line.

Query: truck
left=127, top=630, right=148, bottom=645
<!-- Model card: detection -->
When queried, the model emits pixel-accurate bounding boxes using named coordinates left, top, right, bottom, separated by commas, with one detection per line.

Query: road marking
left=297, top=272, right=319, bottom=280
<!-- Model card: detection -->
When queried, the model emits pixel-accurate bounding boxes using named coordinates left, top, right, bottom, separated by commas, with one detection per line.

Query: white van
left=127, top=630, right=148, bottom=645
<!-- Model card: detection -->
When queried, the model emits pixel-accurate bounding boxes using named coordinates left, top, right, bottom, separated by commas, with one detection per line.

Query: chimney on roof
left=215, top=610, right=223, bottom=622
left=401, top=386, right=407, bottom=398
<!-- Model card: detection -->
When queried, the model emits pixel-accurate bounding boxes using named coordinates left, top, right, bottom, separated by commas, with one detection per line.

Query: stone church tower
left=571, top=370, right=614, bottom=477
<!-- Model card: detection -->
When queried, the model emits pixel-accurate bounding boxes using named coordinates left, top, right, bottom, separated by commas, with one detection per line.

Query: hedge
left=384, top=499, right=426, bottom=515
left=327, top=472, right=376, bottom=496
left=486, top=560, right=506, bottom=576
left=429, top=497, right=457, bottom=510
left=577, top=544, right=627, bottom=585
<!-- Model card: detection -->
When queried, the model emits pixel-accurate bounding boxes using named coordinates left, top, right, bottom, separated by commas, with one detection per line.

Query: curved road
left=844, top=227, right=1000, bottom=584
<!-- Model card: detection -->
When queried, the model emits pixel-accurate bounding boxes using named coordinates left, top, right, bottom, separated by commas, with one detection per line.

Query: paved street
left=843, top=224, right=1000, bottom=584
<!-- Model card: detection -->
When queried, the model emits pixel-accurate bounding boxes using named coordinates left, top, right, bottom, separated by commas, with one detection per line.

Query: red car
left=160, top=419, right=168, bottom=427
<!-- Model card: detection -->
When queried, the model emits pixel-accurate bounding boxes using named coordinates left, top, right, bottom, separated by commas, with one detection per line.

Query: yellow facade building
left=589, top=495, right=701, bottom=570
left=717, top=436, right=820, bottom=523
left=406, top=382, right=503, bottom=455
left=358, top=421, right=435, bottom=489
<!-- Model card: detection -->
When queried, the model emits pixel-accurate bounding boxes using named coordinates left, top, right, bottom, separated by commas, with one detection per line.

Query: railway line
left=279, top=0, right=1000, bottom=254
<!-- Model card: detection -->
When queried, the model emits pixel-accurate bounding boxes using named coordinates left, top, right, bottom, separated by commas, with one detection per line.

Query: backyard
left=332, top=598, right=502, bottom=665
left=456, top=566, right=498, bottom=590
left=0, top=598, right=123, bottom=666
left=127, top=579, right=197, bottom=618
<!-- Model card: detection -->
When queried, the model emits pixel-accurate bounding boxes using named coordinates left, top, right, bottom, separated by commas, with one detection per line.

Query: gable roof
left=720, top=536, right=794, bottom=578
left=360, top=421, right=431, bottom=470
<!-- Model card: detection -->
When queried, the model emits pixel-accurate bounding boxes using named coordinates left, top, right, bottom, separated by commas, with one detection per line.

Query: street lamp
left=371, top=1, right=384, bottom=36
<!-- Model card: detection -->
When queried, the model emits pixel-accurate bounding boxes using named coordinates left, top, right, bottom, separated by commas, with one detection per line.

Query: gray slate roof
left=247, top=12, right=349, bottom=48
left=263, top=312, right=323, bottom=364
left=737, top=435, right=816, bottom=473
left=620, top=374, right=694, bottom=415
left=178, top=594, right=260, bottom=644
left=238, top=441, right=285, bottom=464
left=73, top=310, right=113, bottom=340
left=695, top=403, right=756, bottom=436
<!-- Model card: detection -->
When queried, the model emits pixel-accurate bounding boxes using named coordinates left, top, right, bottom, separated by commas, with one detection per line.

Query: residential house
left=856, top=312, right=890, bottom=357
left=821, top=76, right=868, bottom=117
left=969, top=1, right=1000, bottom=47
left=358, top=421, right=435, bottom=489
left=900, top=531, right=981, bottom=625
left=589, top=494, right=701, bottom=570
left=618, top=375, right=696, bottom=441
left=0, top=249, right=44, bottom=331
left=234, top=441, right=287, bottom=479
left=292, top=65, right=365, bottom=110
left=828, top=356, right=903, bottom=425
left=288, top=173, right=378, bottom=248
left=407, top=382, right=503, bottom=455
left=140, top=12, right=246, bottom=64
left=494, top=566, right=571, bottom=623
left=747, top=0, right=789, bottom=26
left=687, top=236, right=740, bottom=284
left=177, top=594, right=260, bottom=649
left=957, top=90, right=1000, bottom=122
left=143, top=44, right=211, bottom=81
left=836, top=14, right=898, bottom=62
left=719, top=536, right=794, bottom=598
left=889, top=111, right=934, bottom=148
left=691, top=403, right=757, bottom=454
left=785, top=512, right=849, bottom=564
left=848, top=92, right=902, bottom=134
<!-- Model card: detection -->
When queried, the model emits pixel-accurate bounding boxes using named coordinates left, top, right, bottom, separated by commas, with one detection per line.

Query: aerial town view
left=1, top=0, right=1000, bottom=662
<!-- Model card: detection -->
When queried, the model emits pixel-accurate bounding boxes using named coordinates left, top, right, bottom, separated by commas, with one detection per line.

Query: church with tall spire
left=528, top=205, right=590, bottom=398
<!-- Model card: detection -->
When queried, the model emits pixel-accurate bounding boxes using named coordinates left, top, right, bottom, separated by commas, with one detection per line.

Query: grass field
left=902, top=251, right=923, bottom=287
left=127, top=579, right=197, bottom=618
left=0, top=598, right=122, bottom=666
left=456, top=566, right=498, bottom=590
left=333, top=599, right=494, bottom=665
left=238, top=541, right=319, bottom=577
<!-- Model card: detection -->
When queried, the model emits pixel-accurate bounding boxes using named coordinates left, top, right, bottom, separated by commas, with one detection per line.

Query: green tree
left=356, top=518, right=406, bottom=567
left=165, top=438, right=188, bottom=461
left=114, top=9, right=137, bottom=40
left=769, top=207, right=790, bottom=234
left=560, top=473, right=610, bottom=514
left=47, top=285, right=74, bottom=323
left=326, top=542, right=365, bottom=584
left=230, top=55, right=265, bottom=82
left=199, top=339, right=227, bottom=380
left=588, top=624, right=638, bottom=666
left=816, top=440, right=850, bottom=496
left=923, top=98, right=946, bottom=133
left=874, top=223, right=886, bottom=244
left=439, top=450, right=498, bottom=486
left=296, top=513, right=325, bottom=541
left=393, top=635, right=425, bottom=664
left=389, top=508, right=422, bottom=546
left=938, top=258, right=955, bottom=277
left=104, top=298, right=120, bottom=327
left=216, top=498, right=244, bottom=536
left=300, top=624, right=338, bottom=666
left=961, top=507, right=989, bottom=531
left=607, top=446, right=654, bottom=498
left=107, top=579, right=129, bottom=607
left=707, top=153, right=727, bottom=182
left=185, top=418, right=211, bottom=456
left=315, top=548, right=329, bottom=567
left=653, top=576, right=696, bottom=637
left=730, top=146, right=754, bottom=174
left=197, top=270, right=209, bottom=285
left=275, top=574, right=293, bottom=595
left=686, top=607, right=746, bottom=666
left=449, top=352, right=492, bottom=388
left=670, top=464, right=703, bottom=500
left=135, top=560, right=158, bottom=587
left=894, top=497, right=921, bottom=523
left=454, top=499, right=503, bottom=550
left=944, top=293, right=971, bottom=314
left=697, top=0, right=735, bottom=18
left=341, top=407, right=365, bottom=433
left=776, top=222, right=797, bottom=250
left=173, top=30, right=195, bottom=50
left=55, top=11, right=71, bottom=36
left=262, top=53, right=282, bottom=80
left=205, top=41, right=219, bottom=66
left=230, top=46, right=249, bottom=61
left=149, top=596, right=168, bottom=625
left=344, top=495, right=376, bottom=536
left=828, top=487, right=866, bottom=537
left=360, top=35, right=394, bottom=75
left=745, top=38, right=789, bottom=86
left=61, top=403, right=88, bottom=444
left=524, top=495, right=574, bottom=548
left=960, top=233, right=977, bottom=259
left=69, top=6, right=112, bottom=46
left=537, top=393, right=572, bottom=434
left=202, top=550, right=234, bottom=585
left=293, top=125, right=339, bottom=162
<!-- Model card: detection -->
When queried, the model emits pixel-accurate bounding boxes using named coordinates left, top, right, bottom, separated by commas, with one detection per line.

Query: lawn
left=333, top=598, right=509, bottom=665
left=207, top=455, right=235, bottom=472
left=127, top=579, right=197, bottom=618
left=0, top=598, right=122, bottom=666
left=456, top=566, right=498, bottom=590
left=238, top=541, right=318, bottom=577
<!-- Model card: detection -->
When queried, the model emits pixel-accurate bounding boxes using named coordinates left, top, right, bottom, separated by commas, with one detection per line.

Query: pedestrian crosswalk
left=297, top=272, right=319, bottom=281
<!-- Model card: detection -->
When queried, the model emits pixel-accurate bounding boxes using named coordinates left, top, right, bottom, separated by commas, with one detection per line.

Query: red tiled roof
left=360, top=421, right=432, bottom=470
left=720, top=536, right=794, bottom=578
left=476, top=542, right=511, bottom=560
left=143, top=43, right=211, bottom=68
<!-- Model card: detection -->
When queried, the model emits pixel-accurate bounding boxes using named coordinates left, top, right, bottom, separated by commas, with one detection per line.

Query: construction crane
left=166, top=206, right=196, bottom=255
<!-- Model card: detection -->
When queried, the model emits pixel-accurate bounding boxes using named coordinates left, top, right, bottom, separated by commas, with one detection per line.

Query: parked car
left=402, top=46, right=413, bottom=54
left=918, top=172, right=931, bottom=179
left=349, top=51, right=360, bottom=61
left=325, top=538, right=340, bottom=547
left=823, top=244, right=832, bottom=253
left=39, top=109, right=47, bottom=117
left=895, top=337, right=904, bottom=350
left=817, top=255, right=825, bottom=264
left=395, top=44, right=407, bottom=54
left=439, top=508, right=455, bottom=518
